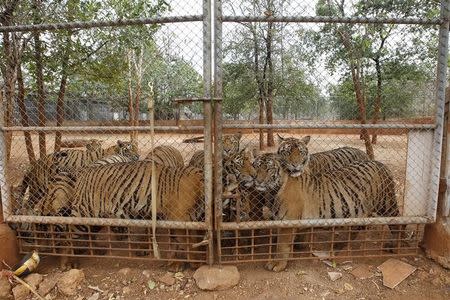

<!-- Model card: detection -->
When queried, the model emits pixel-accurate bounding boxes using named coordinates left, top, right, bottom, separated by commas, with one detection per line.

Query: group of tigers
left=12, top=132, right=402, bottom=271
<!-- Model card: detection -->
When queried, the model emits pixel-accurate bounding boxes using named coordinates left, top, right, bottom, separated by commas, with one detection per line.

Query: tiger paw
left=265, top=260, right=287, bottom=272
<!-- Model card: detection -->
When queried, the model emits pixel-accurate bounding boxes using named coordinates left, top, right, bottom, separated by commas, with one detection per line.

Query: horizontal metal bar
left=0, top=125, right=204, bottom=132
left=174, top=97, right=222, bottom=103
left=6, top=215, right=207, bottom=230
left=222, top=123, right=435, bottom=130
left=219, top=216, right=430, bottom=230
left=0, top=15, right=203, bottom=33
left=222, top=15, right=442, bottom=25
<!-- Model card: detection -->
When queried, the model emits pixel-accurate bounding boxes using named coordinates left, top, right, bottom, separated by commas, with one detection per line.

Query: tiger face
left=252, top=153, right=282, bottom=192
left=222, top=133, right=242, bottom=157
left=116, top=140, right=139, bottom=159
left=277, top=135, right=311, bottom=177
left=223, top=147, right=256, bottom=193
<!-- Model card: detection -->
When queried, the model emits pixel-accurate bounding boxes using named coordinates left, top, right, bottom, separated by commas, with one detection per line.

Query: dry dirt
left=29, top=252, right=450, bottom=300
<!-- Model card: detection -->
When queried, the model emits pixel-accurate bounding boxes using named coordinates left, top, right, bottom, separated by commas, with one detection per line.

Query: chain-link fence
left=0, top=0, right=213, bottom=266
left=0, top=0, right=449, bottom=270
left=214, top=0, right=449, bottom=268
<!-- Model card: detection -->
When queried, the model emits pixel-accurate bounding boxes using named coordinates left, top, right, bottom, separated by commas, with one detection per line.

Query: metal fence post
left=429, top=0, right=450, bottom=220
left=213, top=0, right=224, bottom=264
left=203, top=0, right=214, bottom=266
left=0, top=90, right=10, bottom=223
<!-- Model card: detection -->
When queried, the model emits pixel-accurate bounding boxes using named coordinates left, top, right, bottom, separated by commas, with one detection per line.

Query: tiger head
left=36, top=169, right=76, bottom=216
left=277, top=135, right=311, bottom=177
left=253, top=153, right=282, bottom=192
left=115, top=140, right=139, bottom=159
left=222, top=133, right=242, bottom=157
left=222, top=147, right=256, bottom=194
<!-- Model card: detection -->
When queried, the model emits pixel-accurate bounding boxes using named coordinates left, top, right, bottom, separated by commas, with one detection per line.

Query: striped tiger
left=89, top=154, right=139, bottom=167
left=187, top=133, right=243, bottom=169
left=145, top=145, right=184, bottom=167
left=16, top=139, right=138, bottom=208
left=277, top=135, right=370, bottom=177
left=70, top=161, right=203, bottom=221
left=252, top=154, right=402, bottom=272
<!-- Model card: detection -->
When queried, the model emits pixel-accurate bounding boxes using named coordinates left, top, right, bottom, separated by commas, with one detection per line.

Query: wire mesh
left=1, top=0, right=211, bottom=264
left=215, top=0, right=448, bottom=268
left=0, top=0, right=448, bottom=268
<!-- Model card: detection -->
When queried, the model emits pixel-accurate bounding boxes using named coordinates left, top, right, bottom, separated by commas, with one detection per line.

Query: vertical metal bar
left=203, top=0, right=214, bottom=266
left=213, top=0, right=224, bottom=264
left=0, top=90, right=10, bottom=222
left=429, top=0, right=450, bottom=220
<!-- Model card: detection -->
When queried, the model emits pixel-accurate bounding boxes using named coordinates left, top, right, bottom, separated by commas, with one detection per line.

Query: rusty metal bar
left=174, top=97, right=222, bottom=103
left=222, top=15, right=442, bottom=25
left=219, top=216, right=430, bottom=230
left=6, top=215, right=208, bottom=229
left=0, top=125, right=204, bottom=132
left=0, top=15, right=203, bottom=33
left=214, top=0, right=224, bottom=264
left=203, top=0, right=214, bottom=266
left=222, top=123, right=435, bottom=130
left=429, top=0, right=450, bottom=219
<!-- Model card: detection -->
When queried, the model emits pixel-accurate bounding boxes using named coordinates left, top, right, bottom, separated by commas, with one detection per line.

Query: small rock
left=118, top=268, right=132, bottom=276
left=122, top=287, right=132, bottom=294
left=158, top=273, right=176, bottom=286
left=0, top=277, right=12, bottom=300
left=12, top=285, right=29, bottom=300
left=87, top=293, right=99, bottom=300
left=57, top=269, right=86, bottom=296
left=147, top=280, right=156, bottom=290
left=351, top=265, right=374, bottom=280
left=328, top=272, right=342, bottom=282
left=142, top=270, right=151, bottom=278
left=24, top=273, right=43, bottom=289
left=38, top=276, right=56, bottom=296
left=344, top=283, right=353, bottom=291
left=38, top=275, right=58, bottom=296
left=193, top=266, right=240, bottom=291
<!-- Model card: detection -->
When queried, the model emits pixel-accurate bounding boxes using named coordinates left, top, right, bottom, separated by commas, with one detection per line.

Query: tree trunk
left=33, top=0, right=46, bottom=158
left=264, top=20, right=275, bottom=147
left=350, top=63, right=374, bottom=159
left=251, top=23, right=265, bottom=150
left=371, top=57, right=382, bottom=144
left=17, top=66, right=36, bottom=163
left=2, top=32, right=14, bottom=161
left=54, top=72, right=68, bottom=152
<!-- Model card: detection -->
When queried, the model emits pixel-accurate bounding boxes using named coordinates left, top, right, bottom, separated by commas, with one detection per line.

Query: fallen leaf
left=344, top=283, right=353, bottom=291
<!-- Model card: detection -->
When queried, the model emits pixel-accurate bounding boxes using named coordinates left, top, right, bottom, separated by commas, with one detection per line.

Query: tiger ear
left=117, top=140, right=124, bottom=147
left=301, top=136, right=311, bottom=145
left=277, top=133, right=285, bottom=143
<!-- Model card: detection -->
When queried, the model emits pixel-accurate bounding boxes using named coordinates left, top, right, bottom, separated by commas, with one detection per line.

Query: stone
left=142, top=270, right=151, bottom=278
left=377, top=259, right=416, bottom=289
left=11, top=285, right=29, bottom=300
left=57, top=269, right=85, bottom=296
left=158, top=273, right=176, bottom=286
left=328, top=272, right=342, bottom=282
left=24, top=273, right=43, bottom=289
left=350, top=264, right=374, bottom=280
left=193, top=265, right=239, bottom=291
left=122, top=286, right=132, bottom=294
left=38, top=275, right=58, bottom=296
left=87, top=292, right=100, bottom=300
left=0, top=277, right=12, bottom=300
left=118, top=268, right=132, bottom=276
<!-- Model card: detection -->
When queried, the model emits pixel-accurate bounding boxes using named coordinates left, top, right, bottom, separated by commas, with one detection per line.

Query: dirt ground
left=32, top=252, right=450, bottom=300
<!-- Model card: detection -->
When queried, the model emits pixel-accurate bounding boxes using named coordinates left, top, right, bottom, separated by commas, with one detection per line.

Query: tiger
left=277, top=135, right=370, bottom=177
left=252, top=154, right=402, bottom=272
left=187, top=133, right=243, bottom=169
left=89, top=154, right=139, bottom=167
left=246, top=135, right=371, bottom=220
left=145, top=145, right=184, bottom=167
left=15, top=139, right=139, bottom=209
